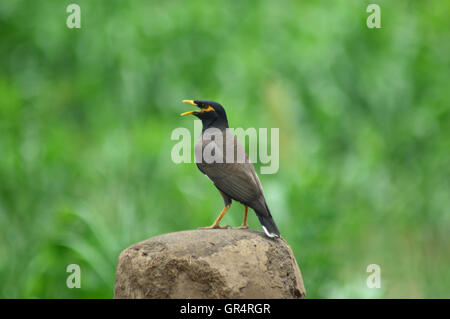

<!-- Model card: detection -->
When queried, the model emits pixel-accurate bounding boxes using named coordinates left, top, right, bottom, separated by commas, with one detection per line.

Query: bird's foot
left=237, top=224, right=249, bottom=230
left=198, top=224, right=230, bottom=230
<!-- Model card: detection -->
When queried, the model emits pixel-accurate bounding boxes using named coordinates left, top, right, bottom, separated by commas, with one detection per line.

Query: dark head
left=181, top=100, right=229, bottom=129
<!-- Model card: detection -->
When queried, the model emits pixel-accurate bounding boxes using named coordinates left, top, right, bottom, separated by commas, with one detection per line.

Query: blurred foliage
left=0, top=0, right=449, bottom=298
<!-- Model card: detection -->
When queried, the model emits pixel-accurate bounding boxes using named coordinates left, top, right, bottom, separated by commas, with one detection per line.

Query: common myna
left=181, top=99, right=280, bottom=238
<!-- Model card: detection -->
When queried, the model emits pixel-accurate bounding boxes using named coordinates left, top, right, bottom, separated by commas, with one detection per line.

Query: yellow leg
left=238, top=206, right=249, bottom=229
left=199, top=204, right=231, bottom=229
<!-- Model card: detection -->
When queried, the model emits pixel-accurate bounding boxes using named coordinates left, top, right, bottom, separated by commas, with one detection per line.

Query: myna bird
left=181, top=99, right=280, bottom=238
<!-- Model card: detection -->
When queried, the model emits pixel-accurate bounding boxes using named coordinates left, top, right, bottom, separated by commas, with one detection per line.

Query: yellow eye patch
left=201, top=105, right=215, bottom=112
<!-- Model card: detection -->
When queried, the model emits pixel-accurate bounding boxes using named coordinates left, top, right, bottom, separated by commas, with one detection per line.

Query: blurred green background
left=0, top=0, right=449, bottom=298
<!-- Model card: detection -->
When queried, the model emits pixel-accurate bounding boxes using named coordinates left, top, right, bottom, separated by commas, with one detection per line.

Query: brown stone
left=114, top=229, right=306, bottom=298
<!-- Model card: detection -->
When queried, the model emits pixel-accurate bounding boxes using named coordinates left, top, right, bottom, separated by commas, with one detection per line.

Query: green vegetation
left=0, top=1, right=448, bottom=298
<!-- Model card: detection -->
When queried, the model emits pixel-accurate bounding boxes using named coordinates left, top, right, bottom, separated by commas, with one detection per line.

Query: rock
left=114, top=229, right=306, bottom=298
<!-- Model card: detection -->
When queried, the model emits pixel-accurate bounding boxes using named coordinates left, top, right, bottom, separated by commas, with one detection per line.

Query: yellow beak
left=181, top=100, right=198, bottom=116
left=182, top=100, right=197, bottom=106
left=181, top=99, right=215, bottom=116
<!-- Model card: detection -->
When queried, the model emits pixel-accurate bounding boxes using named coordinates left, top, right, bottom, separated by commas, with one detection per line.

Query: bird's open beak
left=181, top=100, right=215, bottom=116
left=181, top=100, right=198, bottom=116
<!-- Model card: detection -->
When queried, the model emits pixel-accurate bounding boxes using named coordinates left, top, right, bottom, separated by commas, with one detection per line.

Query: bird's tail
left=255, top=205, right=280, bottom=238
